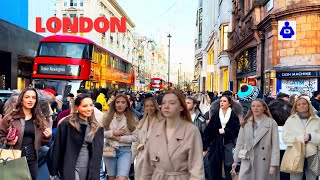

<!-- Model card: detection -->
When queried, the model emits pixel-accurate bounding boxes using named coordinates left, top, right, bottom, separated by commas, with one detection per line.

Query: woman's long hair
left=12, top=87, right=46, bottom=130
left=138, top=97, right=163, bottom=129
left=291, top=96, right=317, bottom=118
left=241, top=98, right=272, bottom=128
left=164, top=90, right=192, bottom=122
left=68, top=93, right=100, bottom=141
left=103, top=93, right=137, bottom=132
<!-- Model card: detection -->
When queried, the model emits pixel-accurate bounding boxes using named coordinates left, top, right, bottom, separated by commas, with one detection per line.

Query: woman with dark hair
left=132, top=97, right=163, bottom=180
left=141, top=90, right=205, bottom=179
left=232, top=99, right=280, bottom=180
left=203, top=95, right=240, bottom=180
left=48, top=93, right=103, bottom=180
left=0, top=87, right=52, bottom=180
left=103, top=93, right=138, bottom=180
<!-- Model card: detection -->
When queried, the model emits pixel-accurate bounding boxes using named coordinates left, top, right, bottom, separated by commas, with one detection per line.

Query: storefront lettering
left=277, top=71, right=318, bottom=78
left=281, top=72, right=311, bottom=77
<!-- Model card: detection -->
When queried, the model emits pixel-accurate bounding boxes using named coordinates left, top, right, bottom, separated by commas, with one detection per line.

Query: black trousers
left=27, top=159, right=38, bottom=180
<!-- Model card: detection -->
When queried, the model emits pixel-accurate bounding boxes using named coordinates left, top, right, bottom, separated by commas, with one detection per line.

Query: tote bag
left=0, top=156, right=32, bottom=179
left=0, top=146, right=21, bottom=163
left=280, top=140, right=305, bottom=173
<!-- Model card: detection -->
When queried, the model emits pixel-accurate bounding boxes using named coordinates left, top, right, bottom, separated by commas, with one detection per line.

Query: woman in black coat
left=48, top=93, right=104, bottom=180
left=203, top=95, right=240, bottom=180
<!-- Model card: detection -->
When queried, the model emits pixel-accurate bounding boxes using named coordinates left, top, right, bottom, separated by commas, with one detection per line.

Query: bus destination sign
left=38, top=64, right=80, bottom=76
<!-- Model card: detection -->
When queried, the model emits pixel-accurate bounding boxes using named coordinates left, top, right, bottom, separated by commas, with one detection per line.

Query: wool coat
left=141, top=118, right=205, bottom=180
left=132, top=116, right=162, bottom=180
left=233, top=115, right=280, bottom=180
left=48, top=118, right=104, bottom=180
left=282, top=113, right=320, bottom=158
left=203, top=110, right=240, bottom=180
left=0, top=109, right=51, bottom=151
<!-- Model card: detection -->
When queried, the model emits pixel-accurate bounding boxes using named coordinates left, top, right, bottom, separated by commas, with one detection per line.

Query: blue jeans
left=104, top=146, right=132, bottom=177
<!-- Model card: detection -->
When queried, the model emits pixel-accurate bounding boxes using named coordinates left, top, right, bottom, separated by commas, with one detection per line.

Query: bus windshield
left=34, top=79, right=82, bottom=97
left=38, top=42, right=86, bottom=59
left=151, top=79, right=162, bottom=84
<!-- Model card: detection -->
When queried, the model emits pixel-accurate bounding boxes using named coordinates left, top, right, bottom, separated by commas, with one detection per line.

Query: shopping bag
left=280, top=140, right=305, bottom=173
left=0, top=156, right=32, bottom=179
left=0, top=146, right=21, bottom=163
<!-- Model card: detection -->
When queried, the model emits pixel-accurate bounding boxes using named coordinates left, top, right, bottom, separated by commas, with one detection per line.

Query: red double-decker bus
left=32, top=35, right=134, bottom=96
left=149, top=77, right=165, bottom=91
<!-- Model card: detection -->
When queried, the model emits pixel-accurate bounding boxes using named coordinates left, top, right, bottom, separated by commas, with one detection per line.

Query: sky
left=117, top=0, right=198, bottom=74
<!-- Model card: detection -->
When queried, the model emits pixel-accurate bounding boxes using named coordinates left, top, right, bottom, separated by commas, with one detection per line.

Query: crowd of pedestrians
left=0, top=85, right=320, bottom=180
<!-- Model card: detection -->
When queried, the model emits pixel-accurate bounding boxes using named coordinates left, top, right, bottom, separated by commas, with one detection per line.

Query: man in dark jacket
left=185, top=96, right=209, bottom=179
left=186, top=96, right=207, bottom=136
left=311, top=91, right=320, bottom=111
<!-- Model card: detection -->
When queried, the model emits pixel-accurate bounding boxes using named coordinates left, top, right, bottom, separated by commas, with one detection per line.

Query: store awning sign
left=276, top=71, right=318, bottom=78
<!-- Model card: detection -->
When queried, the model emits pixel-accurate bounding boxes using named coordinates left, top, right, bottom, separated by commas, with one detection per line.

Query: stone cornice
left=107, top=0, right=136, bottom=28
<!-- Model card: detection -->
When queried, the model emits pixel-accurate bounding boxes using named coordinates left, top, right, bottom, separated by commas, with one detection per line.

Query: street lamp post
left=167, top=34, right=172, bottom=90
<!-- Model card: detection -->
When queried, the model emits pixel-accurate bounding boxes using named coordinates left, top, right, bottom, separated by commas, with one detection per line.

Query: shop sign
left=248, top=78, right=256, bottom=86
left=276, top=71, right=318, bottom=78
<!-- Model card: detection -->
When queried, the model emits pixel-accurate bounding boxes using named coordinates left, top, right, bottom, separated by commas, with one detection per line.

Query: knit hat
left=237, top=85, right=259, bottom=101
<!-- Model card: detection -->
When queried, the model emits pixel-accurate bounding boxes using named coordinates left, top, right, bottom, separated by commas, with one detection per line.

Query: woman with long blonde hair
left=103, top=93, right=138, bottom=180
left=132, top=97, right=163, bottom=180
left=48, top=93, right=104, bottom=180
left=233, top=98, right=280, bottom=180
left=282, top=96, right=320, bottom=180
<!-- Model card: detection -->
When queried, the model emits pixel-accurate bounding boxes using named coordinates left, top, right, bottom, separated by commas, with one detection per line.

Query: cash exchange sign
left=35, top=17, right=126, bottom=33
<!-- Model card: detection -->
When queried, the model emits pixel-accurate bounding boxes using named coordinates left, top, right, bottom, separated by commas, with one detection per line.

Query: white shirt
left=191, top=113, right=196, bottom=123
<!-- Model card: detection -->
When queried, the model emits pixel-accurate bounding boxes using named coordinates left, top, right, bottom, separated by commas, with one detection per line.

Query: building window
left=80, top=0, right=83, bottom=6
left=70, top=0, right=77, bottom=6
left=63, top=14, right=67, bottom=17
left=64, top=0, right=68, bottom=6
left=70, top=14, right=77, bottom=23
left=236, top=47, right=257, bottom=75
left=220, top=25, right=229, bottom=51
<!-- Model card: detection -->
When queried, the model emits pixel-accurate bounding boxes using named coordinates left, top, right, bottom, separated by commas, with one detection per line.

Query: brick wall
left=275, top=14, right=320, bottom=67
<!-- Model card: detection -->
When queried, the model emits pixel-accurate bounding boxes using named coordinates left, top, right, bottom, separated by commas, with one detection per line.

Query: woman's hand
left=113, top=128, right=125, bottom=136
left=7, top=136, right=18, bottom=146
left=269, top=166, right=276, bottom=175
left=304, top=134, right=309, bottom=142
left=43, top=128, right=52, bottom=138
left=203, top=151, right=208, bottom=157
left=50, top=175, right=56, bottom=180
left=231, top=162, right=238, bottom=170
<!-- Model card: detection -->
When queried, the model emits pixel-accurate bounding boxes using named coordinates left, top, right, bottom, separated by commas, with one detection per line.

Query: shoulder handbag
left=307, top=148, right=320, bottom=176
left=238, top=128, right=249, bottom=160
left=103, top=142, right=116, bottom=158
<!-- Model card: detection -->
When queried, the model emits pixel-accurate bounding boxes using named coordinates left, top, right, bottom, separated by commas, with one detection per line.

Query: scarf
left=297, top=112, right=310, bottom=120
left=219, top=107, right=232, bottom=128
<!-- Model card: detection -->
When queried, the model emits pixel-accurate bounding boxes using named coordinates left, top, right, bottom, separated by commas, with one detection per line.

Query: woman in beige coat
left=141, top=90, right=205, bottom=180
left=282, top=96, right=320, bottom=180
left=233, top=99, right=280, bottom=180
left=132, top=97, right=163, bottom=180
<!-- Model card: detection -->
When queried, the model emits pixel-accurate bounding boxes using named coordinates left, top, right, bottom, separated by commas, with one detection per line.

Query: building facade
left=228, top=0, right=320, bottom=95
left=132, top=36, right=167, bottom=91
left=55, top=0, right=136, bottom=63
